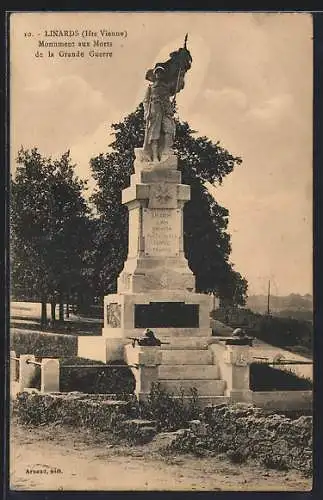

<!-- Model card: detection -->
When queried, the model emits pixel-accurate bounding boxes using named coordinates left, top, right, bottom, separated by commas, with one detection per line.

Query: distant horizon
left=247, top=292, right=312, bottom=297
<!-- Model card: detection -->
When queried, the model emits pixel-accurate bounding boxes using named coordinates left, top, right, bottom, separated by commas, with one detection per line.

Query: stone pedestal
left=107, top=149, right=211, bottom=341
left=79, top=149, right=213, bottom=363
left=117, top=149, right=195, bottom=294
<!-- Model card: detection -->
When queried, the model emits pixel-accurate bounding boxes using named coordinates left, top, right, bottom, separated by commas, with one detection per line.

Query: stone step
left=160, top=337, right=214, bottom=350
left=159, top=379, right=226, bottom=397
left=159, top=364, right=219, bottom=380
left=161, top=349, right=213, bottom=365
left=152, top=328, right=213, bottom=338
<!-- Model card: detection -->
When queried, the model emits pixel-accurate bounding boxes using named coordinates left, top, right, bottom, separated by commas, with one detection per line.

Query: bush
left=11, top=329, right=77, bottom=357
left=250, top=363, right=313, bottom=391
left=140, top=382, right=201, bottom=431
left=29, top=357, right=136, bottom=394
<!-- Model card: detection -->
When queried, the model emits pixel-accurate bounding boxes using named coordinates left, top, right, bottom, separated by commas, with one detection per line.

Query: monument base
left=78, top=336, right=128, bottom=363
left=102, top=290, right=212, bottom=339
left=78, top=289, right=212, bottom=363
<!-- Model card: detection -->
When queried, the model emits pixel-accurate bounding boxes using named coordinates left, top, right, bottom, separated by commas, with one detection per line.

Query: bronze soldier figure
left=143, top=35, right=192, bottom=162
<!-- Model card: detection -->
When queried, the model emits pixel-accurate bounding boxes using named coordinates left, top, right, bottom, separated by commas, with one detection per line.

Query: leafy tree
left=90, top=104, right=248, bottom=305
left=11, top=148, right=93, bottom=325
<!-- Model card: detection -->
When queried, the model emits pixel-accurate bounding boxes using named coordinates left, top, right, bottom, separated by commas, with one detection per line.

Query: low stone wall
left=166, top=403, right=312, bottom=477
left=12, top=393, right=312, bottom=475
left=12, top=391, right=135, bottom=429
left=252, top=391, right=312, bottom=412
left=12, top=391, right=158, bottom=444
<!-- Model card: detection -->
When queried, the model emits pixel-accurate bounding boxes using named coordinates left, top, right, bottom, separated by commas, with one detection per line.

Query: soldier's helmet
left=153, top=66, right=165, bottom=74
left=232, top=328, right=245, bottom=338
left=144, top=328, right=155, bottom=338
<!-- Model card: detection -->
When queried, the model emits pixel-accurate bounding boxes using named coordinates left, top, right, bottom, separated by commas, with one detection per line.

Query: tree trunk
left=41, top=301, right=47, bottom=327
left=73, top=292, right=80, bottom=314
left=51, top=302, right=56, bottom=322
left=66, top=296, right=70, bottom=319
left=59, top=301, right=64, bottom=322
left=78, top=292, right=83, bottom=313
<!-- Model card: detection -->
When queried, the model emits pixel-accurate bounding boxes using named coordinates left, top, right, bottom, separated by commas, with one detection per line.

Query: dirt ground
left=9, top=421, right=311, bottom=492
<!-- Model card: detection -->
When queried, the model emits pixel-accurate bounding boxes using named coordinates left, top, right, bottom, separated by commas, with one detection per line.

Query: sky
left=10, top=12, right=313, bottom=296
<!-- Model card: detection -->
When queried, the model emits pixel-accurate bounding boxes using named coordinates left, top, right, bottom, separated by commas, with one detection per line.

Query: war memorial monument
left=78, top=38, right=252, bottom=405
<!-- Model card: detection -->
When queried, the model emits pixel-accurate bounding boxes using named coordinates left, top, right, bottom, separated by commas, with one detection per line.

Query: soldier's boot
left=160, top=133, right=174, bottom=161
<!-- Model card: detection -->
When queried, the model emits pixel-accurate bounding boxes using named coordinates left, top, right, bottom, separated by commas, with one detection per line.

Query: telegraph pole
left=267, top=279, right=271, bottom=315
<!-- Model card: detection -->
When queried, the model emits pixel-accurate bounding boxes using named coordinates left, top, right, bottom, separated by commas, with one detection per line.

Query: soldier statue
left=143, top=35, right=192, bottom=162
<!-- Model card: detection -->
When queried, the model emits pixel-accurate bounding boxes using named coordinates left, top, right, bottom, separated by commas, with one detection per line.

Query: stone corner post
left=222, top=341, right=253, bottom=403
left=10, top=350, right=18, bottom=382
left=41, top=358, right=60, bottom=393
left=18, top=354, right=37, bottom=392
left=124, top=344, right=162, bottom=401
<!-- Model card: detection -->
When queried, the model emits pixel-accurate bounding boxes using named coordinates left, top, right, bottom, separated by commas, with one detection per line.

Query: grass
left=11, top=319, right=102, bottom=336
left=250, top=363, right=313, bottom=391
left=11, top=329, right=78, bottom=357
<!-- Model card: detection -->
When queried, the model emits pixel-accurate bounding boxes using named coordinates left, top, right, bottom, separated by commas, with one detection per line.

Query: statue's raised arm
left=142, top=35, right=192, bottom=163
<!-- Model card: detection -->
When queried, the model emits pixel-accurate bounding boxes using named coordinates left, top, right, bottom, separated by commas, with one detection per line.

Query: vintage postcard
left=8, top=11, right=313, bottom=492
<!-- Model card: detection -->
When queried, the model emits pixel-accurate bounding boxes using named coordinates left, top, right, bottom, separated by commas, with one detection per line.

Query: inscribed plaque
left=143, top=208, right=181, bottom=256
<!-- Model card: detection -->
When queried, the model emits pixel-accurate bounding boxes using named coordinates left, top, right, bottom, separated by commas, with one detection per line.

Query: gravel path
left=10, top=423, right=311, bottom=492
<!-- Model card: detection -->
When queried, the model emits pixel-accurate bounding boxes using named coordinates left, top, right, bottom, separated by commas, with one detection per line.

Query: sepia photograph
left=8, top=11, right=313, bottom=491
